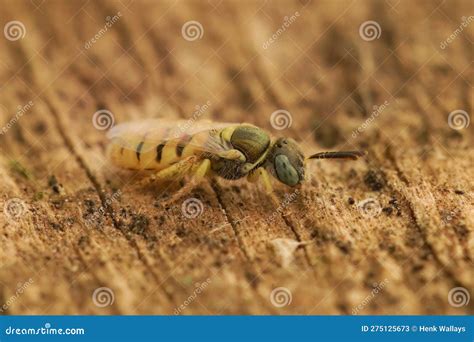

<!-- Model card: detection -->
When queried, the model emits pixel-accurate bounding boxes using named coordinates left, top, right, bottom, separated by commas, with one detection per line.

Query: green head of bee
left=266, top=138, right=305, bottom=186
left=267, top=138, right=366, bottom=187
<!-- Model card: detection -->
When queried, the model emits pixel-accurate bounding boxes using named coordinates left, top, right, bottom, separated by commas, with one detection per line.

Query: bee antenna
left=307, top=150, right=366, bottom=161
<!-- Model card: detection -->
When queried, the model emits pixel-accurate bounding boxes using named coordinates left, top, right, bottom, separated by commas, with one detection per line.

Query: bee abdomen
left=156, top=143, right=165, bottom=162
left=136, top=141, right=145, bottom=161
left=108, top=133, right=204, bottom=171
left=176, top=134, right=192, bottom=157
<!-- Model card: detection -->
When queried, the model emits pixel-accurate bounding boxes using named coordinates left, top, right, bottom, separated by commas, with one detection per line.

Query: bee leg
left=247, top=167, right=280, bottom=207
left=160, top=159, right=211, bottom=205
left=247, top=167, right=273, bottom=192
left=217, top=149, right=246, bottom=162
left=140, top=156, right=197, bottom=186
left=247, top=168, right=260, bottom=183
left=193, top=158, right=211, bottom=179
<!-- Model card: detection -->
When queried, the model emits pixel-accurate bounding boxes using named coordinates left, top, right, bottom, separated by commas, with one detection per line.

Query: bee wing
left=107, top=119, right=237, bottom=154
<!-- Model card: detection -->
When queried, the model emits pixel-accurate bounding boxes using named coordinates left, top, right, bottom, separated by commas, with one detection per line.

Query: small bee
left=107, top=119, right=364, bottom=196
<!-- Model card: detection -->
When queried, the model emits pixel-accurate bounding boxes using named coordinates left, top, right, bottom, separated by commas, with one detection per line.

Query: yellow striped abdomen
left=107, top=131, right=210, bottom=171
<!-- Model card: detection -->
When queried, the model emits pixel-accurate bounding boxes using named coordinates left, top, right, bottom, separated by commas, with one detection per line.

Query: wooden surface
left=0, top=0, right=472, bottom=315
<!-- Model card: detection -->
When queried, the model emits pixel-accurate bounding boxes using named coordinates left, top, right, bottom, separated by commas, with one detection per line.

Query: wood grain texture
left=0, top=0, right=472, bottom=315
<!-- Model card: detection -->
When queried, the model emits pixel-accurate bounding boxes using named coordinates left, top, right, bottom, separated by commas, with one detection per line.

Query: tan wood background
left=0, top=0, right=472, bottom=315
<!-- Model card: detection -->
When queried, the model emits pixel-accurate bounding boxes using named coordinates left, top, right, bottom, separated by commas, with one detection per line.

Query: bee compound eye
left=274, top=154, right=299, bottom=186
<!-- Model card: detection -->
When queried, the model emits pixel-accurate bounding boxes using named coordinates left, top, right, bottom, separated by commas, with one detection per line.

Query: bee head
left=266, top=138, right=366, bottom=187
left=267, top=138, right=305, bottom=186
